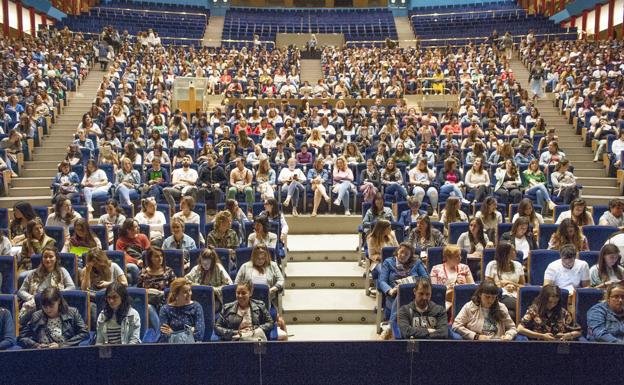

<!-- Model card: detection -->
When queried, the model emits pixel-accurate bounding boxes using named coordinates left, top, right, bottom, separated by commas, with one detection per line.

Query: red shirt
left=115, top=234, right=151, bottom=264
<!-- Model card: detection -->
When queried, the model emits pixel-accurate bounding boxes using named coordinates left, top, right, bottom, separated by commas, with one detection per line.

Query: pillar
left=594, top=3, right=601, bottom=40
left=29, top=7, right=35, bottom=35
left=16, top=1, right=24, bottom=38
left=2, top=0, right=9, bottom=37
left=607, top=0, right=615, bottom=40
left=581, top=10, right=588, bottom=39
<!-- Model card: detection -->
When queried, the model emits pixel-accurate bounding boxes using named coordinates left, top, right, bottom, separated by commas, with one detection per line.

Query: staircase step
left=569, top=160, right=604, bottom=169
left=8, top=186, right=52, bottom=197
left=0, top=196, right=51, bottom=206
left=288, top=250, right=360, bottom=262
left=286, top=262, right=364, bottom=289
left=287, top=324, right=378, bottom=341
left=11, top=177, right=55, bottom=188
left=576, top=177, right=617, bottom=187
left=288, top=217, right=361, bottom=235
left=21, top=168, right=58, bottom=177
left=582, top=195, right=622, bottom=206
left=574, top=168, right=608, bottom=177
left=582, top=186, right=621, bottom=196
left=282, top=289, right=375, bottom=324
left=32, top=153, right=66, bottom=161
left=25, top=161, right=63, bottom=169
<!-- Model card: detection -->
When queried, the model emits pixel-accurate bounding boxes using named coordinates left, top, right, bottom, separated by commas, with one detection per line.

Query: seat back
left=538, top=224, right=559, bottom=249
left=90, top=225, right=109, bottom=249
left=37, top=290, right=90, bottom=329
left=575, top=288, right=605, bottom=337
left=497, top=223, right=513, bottom=242
left=591, top=205, right=609, bottom=225
left=452, top=284, right=478, bottom=320
left=33, top=206, right=49, bottom=223
left=426, top=247, right=467, bottom=273
left=579, top=251, right=599, bottom=269
left=0, top=255, right=16, bottom=294
left=553, top=205, right=570, bottom=222
left=190, top=285, right=215, bottom=341
left=162, top=249, right=185, bottom=277
left=582, top=225, right=618, bottom=251
left=221, top=283, right=270, bottom=310
left=105, top=250, right=127, bottom=273
left=234, top=247, right=253, bottom=276
left=395, top=283, right=447, bottom=339
left=31, top=253, right=78, bottom=284
left=449, top=222, right=469, bottom=244
left=517, top=286, right=569, bottom=325
left=44, top=226, right=65, bottom=249
left=0, top=294, right=18, bottom=336
left=0, top=208, right=8, bottom=230
left=528, top=249, right=560, bottom=285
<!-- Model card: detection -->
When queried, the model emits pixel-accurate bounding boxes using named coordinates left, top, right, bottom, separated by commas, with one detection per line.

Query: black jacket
left=197, top=164, right=227, bottom=188
left=501, top=231, right=538, bottom=252
left=18, top=307, right=89, bottom=348
left=215, top=299, right=273, bottom=341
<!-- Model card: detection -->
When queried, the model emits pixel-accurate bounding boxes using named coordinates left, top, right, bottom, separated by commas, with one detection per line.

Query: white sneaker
left=345, top=210, right=351, bottom=216
left=283, top=197, right=291, bottom=207
left=548, top=200, right=556, bottom=211
left=333, top=198, right=341, bottom=206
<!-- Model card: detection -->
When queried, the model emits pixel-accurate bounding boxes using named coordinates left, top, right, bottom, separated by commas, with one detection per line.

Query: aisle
left=281, top=218, right=378, bottom=341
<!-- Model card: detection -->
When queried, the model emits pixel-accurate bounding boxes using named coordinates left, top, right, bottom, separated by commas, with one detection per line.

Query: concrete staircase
left=509, top=55, right=620, bottom=206
left=300, top=59, right=323, bottom=86
left=281, top=216, right=378, bottom=341
left=394, top=16, right=416, bottom=48
left=0, top=68, right=105, bottom=208
left=203, top=16, right=224, bottom=48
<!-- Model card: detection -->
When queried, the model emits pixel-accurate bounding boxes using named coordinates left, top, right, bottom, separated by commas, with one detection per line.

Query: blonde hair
left=167, top=278, right=191, bottom=304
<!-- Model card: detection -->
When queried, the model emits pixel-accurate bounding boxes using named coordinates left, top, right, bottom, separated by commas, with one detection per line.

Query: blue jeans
left=282, top=181, right=304, bottom=207
left=440, top=184, right=464, bottom=200
left=116, top=185, right=138, bottom=206
left=127, top=263, right=140, bottom=286
left=83, top=186, right=109, bottom=206
left=384, top=183, right=408, bottom=202
left=335, top=181, right=353, bottom=211
left=412, top=186, right=439, bottom=209
left=527, top=184, right=551, bottom=208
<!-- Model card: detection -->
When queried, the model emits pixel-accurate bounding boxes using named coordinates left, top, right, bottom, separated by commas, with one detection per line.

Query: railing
left=410, top=8, right=525, bottom=20
left=70, top=31, right=204, bottom=47
left=90, top=6, right=208, bottom=18
left=2, top=341, right=623, bottom=384
left=221, top=39, right=276, bottom=48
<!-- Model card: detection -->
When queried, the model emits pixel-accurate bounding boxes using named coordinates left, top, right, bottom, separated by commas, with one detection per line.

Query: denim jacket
left=215, top=299, right=273, bottom=341
left=96, top=307, right=142, bottom=345
left=587, top=302, right=624, bottom=343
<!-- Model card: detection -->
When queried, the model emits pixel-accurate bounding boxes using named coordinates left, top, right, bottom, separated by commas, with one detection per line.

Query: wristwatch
left=473, top=333, right=480, bottom=340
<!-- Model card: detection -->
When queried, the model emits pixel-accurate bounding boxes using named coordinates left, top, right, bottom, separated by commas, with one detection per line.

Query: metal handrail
left=221, top=39, right=276, bottom=47
left=90, top=6, right=207, bottom=18
left=344, top=31, right=578, bottom=46
left=409, top=8, right=524, bottom=20
left=71, top=31, right=203, bottom=44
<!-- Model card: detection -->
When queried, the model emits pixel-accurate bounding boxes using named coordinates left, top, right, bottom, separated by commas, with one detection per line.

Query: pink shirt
left=333, top=167, right=354, bottom=183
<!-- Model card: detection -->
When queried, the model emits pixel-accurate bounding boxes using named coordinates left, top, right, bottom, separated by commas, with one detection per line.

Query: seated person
left=456, top=217, right=493, bottom=261
left=18, top=287, right=89, bottom=348
left=407, top=215, right=446, bottom=255
left=158, top=278, right=204, bottom=343
left=81, top=248, right=128, bottom=292
left=19, top=218, right=56, bottom=274
left=589, top=244, right=624, bottom=288
left=207, top=211, right=240, bottom=251
left=247, top=215, right=278, bottom=249
left=362, top=192, right=394, bottom=235
left=0, top=305, right=15, bottom=350
left=367, top=220, right=399, bottom=273
left=235, top=245, right=284, bottom=307
left=587, top=281, right=624, bottom=343
left=500, top=217, right=537, bottom=263
left=215, top=280, right=274, bottom=341
left=115, top=219, right=150, bottom=284
left=18, top=247, right=76, bottom=317
left=544, top=243, right=590, bottom=293
left=398, top=196, right=427, bottom=232
left=598, top=199, right=624, bottom=229
left=162, top=217, right=197, bottom=270
left=397, top=277, right=448, bottom=339
left=378, top=243, right=428, bottom=322
left=548, top=219, right=589, bottom=251
left=98, top=200, right=126, bottom=248
left=63, top=218, right=101, bottom=254
left=452, top=281, right=517, bottom=341
left=96, top=282, right=141, bottom=345
left=518, top=284, right=581, bottom=341
left=137, top=247, right=176, bottom=311
left=484, top=242, right=525, bottom=321
left=134, top=197, right=167, bottom=246
left=430, top=245, right=475, bottom=309
left=185, top=247, right=233, bottom=305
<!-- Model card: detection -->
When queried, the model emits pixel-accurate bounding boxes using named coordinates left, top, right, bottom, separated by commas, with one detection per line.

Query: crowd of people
left=2, top=24, right=624, bottom=350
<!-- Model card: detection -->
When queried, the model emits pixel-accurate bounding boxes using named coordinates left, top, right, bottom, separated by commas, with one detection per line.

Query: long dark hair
left=569, top=199, right=591, bottom=226
left=12, top=201, right=36, bottom=226
left=517, top=198, right=537, bottom=224
left=471, top=281, right=504, bottom=323
left=532, top=284, right=563, bottom=320
left=264, top=197, right=280, bottom=218
left=494, top=242, right=516, bottom=279
left=41, top=287, right=69, bottom=316
left=103, top=282, right=131, bottom=323
left=598, top=244, right=623, bottom=283
left=144, top=247, right=166, bottom=270
left=468, top=217, right=487, bottom=253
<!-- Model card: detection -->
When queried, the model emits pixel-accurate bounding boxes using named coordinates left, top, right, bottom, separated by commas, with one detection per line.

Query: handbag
left=167, top=325, right=195, bottom=344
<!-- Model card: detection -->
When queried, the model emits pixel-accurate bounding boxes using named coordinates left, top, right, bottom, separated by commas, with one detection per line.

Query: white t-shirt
left=544, top=259, right=590, bottom=293
left=171, top=167, right=198, bottom=187
left=485, top=260, right=524, bottom=297
left=555, top=210, right=594, bottom=225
